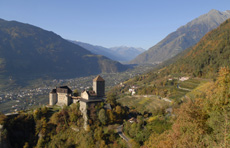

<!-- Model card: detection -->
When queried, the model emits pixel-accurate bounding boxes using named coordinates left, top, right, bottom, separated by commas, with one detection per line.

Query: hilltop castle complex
left=49, top=75, right=105, bottom=129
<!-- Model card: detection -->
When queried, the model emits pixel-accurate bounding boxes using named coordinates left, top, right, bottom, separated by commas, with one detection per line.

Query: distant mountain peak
left=70, top=40, right=145, bottom=62
left=209, top=9, right=220, bottom=13
left=224, top=10, right=230, bottom=15
left=110, top=46, right=145, bottom=50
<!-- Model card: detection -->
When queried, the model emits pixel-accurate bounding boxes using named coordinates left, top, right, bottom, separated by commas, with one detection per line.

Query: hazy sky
left=1, top=0, right=230, bottom=49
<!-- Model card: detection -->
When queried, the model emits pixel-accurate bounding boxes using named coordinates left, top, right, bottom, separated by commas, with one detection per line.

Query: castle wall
left=68, top=95, right=72, bottom=105
left=81, top=91, right=89, bottom=100
left=49, top=93, right=57, bottom=106
left=73, top=99, right=79, bottom=104
left=93, top=81, right=97, bottom=93
left=57, top=93, right=69, bottom=105
left=80, top=101, right=88, bottom=130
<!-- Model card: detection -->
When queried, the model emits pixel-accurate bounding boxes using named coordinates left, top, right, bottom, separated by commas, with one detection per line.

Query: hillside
left=71, top=41, right=145, bottom=62
left=140, top=20, right=230, bottom=145
left=111, top=18, right=230, bottom=114
left=144, top=67, right=230, bottom=147
left=165, top=18, right=230, bottom=78
left=0, top=19, right=128, bottom=85
left=106, top=18, right=230, bottom=147
left=0, top=96, right=130, bottom=147
left=130, top=9, right=230, bottom=64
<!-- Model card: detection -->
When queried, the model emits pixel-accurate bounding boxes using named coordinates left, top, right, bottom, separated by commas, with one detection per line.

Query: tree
left=129, top=139, right=140, bottom=148
left=33, top=108, right=42, bottom=121
left=94, top=127, right=103, bottom=141
left=98, top=109, right=108, bottom=125
left=41, top=106, right=48, bottom=115
left=0, top=112, right=6, bottom=124
left=107, top=110, right=115, bottom=123
left=115, top=105, right=122, bottom=115
left=145, top=99, right=208, bottom=148
left=204, top=67, right=230, bottom=147
left=23, top=142, right=29, bottom=148
left=73, top=89, right=79, bottom=96
left=144, top=67, right=230, bottom=147
left=106, top=92, right=117, bottom=107
left=36, top=117, right=47, bottom=136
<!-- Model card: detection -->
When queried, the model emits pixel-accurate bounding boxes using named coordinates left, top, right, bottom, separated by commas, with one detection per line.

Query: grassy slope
left=118, top=95, right=170, bottom=114
left=118, top=78, right=211, bottom=115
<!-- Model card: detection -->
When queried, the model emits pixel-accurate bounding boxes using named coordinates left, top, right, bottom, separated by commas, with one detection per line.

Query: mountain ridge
left=0, top=19, right=128, bottom=85
left=149, top=18, right=230, bottom=79
left=130, top=9, right=230, bottom=64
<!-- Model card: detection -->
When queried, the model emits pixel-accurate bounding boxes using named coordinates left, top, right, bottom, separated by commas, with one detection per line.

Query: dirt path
left=177, top=84, right=191, bottom=91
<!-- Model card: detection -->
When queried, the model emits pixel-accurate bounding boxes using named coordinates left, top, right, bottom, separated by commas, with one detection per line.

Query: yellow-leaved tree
left=144, top=67, right=230, bottom=148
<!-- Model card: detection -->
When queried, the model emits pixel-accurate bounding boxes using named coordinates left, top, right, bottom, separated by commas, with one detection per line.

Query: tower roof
left=93, top=75, right=105, bottom=82
left=50, top=89, right=57, bottom=93
left=56, top=86, right=72, bottom=94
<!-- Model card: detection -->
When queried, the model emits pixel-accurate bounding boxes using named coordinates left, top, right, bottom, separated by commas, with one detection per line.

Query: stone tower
left=49, top=89, right=57, bottom=106
left=93, top=75, right=105, bottom=97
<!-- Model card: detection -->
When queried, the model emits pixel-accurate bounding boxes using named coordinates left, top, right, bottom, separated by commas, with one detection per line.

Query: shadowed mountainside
left=0, top=19, right=128, bottom=85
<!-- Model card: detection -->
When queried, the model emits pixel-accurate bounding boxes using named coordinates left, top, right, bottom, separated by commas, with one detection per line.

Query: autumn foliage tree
left=204, top=67, right=230, bottom=147
left=0, top=112, right=6, bottom=124
left=98, top=109, right=108, bottom=125
left=145, top=67, right=230, bottom=148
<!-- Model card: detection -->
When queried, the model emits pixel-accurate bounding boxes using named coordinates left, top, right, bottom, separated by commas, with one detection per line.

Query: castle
left=49, top=75, right=106, bottom=129
left=49, top=86, right=73, bottom=106
left=49, top=75, right=105, bottom=106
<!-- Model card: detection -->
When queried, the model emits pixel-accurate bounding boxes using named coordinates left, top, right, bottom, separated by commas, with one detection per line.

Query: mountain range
left=130, top=9, right=230, bottom=64
left=134, top=17, right=230, bottom=82
left=165, top=18, right=230, bottom=78
left=70, top=41, right=145, bottom=62
left=0, top=19, right=128, bottom=84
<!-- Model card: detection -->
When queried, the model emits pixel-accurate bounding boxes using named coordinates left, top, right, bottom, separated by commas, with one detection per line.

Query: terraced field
left=118, top=95, right=170, bottom=114
left=186, top=81, right=213, bottom=99
left=169, top=78, right=211, bottom=100
left=118, top=78, right=212, bottom=115
left=179, top=78, right=205, bottom=89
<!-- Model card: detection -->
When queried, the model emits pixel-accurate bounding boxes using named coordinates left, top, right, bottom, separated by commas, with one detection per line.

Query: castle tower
left=93, top=75, right=105, bottom=97
left=49, top=89, right=57, bottom=106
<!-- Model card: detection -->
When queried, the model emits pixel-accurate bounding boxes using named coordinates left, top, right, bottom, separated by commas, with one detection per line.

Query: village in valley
left=0, top=65, right=153, bottom=114
left=0, top=66, right=191, bottom=115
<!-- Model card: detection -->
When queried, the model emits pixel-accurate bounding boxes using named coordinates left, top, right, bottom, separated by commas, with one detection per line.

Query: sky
left=0, top=0, right=230, bottom=49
